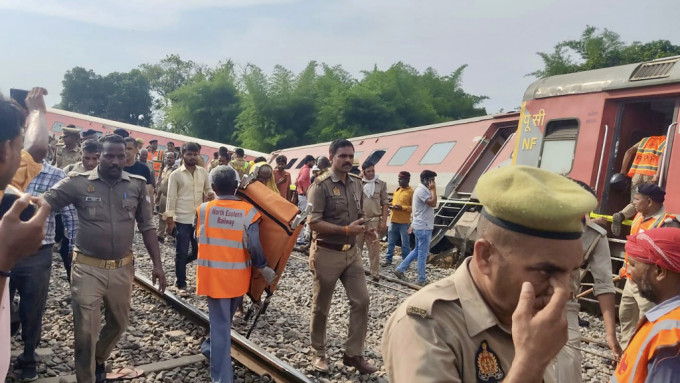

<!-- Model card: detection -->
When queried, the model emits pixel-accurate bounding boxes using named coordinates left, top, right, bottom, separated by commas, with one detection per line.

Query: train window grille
left=285, top=158, right=298, bottom=170
left=419, top=141, right=457, bottom=165
left=630, top=58, right=678, bottom=81
left=538, top=119, right=579, bottom=175
left=388, top=145, right=418, bottom=166
left=364, top=149, right=387, bottom=166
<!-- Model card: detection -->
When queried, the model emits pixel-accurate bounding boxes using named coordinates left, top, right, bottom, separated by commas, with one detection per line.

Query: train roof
left=524, top=56, right=680, bottom=101
left=271, top=111, right=520, bottom=153
left=47, top=107, right=268, bottom=158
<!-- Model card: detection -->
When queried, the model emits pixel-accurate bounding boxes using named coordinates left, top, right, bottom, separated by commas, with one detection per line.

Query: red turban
left=626, top=227, right=680, bottom=274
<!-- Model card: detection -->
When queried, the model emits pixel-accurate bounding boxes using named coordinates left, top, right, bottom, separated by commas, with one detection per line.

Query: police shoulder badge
left=475, top=340, right=504, bottom=382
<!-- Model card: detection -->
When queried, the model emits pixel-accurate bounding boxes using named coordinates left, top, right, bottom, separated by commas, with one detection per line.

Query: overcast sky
left=1, top=0, right=679, bottom=116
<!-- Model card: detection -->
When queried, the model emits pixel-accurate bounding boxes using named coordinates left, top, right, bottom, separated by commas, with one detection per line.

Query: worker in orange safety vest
left=610, top=227, right=680, bottom=383
left=618, top=183, right=679, bottom=348
left=195, top=165, right=276, bottom=383
left=611, top=135, right=666, bottom=236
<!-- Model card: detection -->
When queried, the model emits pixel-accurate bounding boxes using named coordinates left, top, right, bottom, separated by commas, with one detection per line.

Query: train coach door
left=601, top=97, right=680, bottom=217
left=658, top=100, right=680, bottom=213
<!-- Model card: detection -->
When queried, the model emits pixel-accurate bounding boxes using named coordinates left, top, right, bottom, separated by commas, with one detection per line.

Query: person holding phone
left=306, top=139, right=378, bottom=374
left=393, top=170, right=437, bottom=286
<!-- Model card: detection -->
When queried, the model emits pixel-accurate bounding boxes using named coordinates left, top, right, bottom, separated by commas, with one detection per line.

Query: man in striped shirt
left=12, top=161, right=78, bottom=381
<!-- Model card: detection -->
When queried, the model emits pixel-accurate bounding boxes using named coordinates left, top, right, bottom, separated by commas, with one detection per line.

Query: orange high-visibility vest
left=621, top=212, right=676, bottom=277
left=610, top=302, right=680, bottom=382
left=148, top=149, right=164, bottom=178
left=195, top=199, right=261, bottom=298
left=627, top=136, right=666, bottom=178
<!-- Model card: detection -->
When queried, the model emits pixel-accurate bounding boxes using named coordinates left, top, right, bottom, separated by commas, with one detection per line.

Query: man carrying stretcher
left=194, top=165, right=276, bottom=383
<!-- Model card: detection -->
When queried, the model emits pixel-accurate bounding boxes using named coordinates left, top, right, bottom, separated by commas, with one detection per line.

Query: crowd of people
left=0, top=87, right=679, bottom=383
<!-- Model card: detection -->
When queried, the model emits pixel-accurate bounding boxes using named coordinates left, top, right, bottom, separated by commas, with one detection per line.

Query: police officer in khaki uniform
left=552, top=181, right=620, bottom=382
left=382, top=166, right=597, bottom=383
left=54, top=126, right=81, bottom=169
left=356, top=160, right=388, bottom=281
left=44, top=134, right=166, bottom=383
left=307, top=139, right=378, bottom=374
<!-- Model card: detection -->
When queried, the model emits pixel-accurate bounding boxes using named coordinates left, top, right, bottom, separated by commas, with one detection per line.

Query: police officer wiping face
left=470, top=167, right=596, bottom=325
left=99, top=136, right=127, bottom=181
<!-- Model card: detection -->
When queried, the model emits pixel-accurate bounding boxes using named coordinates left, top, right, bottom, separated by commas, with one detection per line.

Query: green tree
left=60, top=67, right=108, bottom=116
left=60, top=67, right=152, bottom=126
left=165, top=61, right=241, bottom=141
left=531, top=26, right=680, bottom=77
left=104, top=69, right=152, bottom=126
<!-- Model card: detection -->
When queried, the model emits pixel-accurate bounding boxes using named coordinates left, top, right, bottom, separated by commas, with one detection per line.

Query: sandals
left=106, top=367, right=144, bottom=380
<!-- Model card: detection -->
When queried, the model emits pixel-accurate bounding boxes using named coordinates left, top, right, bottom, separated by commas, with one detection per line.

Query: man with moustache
left=64, top=139, right=100, bottom=174
left=155, top=151, right=177, bottom=243
left=307, top=139, right=378, bottom=374
left=42, top=134, right=166, bottom=382
left=382, top=166, right=597, bottom=383
left=610, top=227, right=680, bottom=382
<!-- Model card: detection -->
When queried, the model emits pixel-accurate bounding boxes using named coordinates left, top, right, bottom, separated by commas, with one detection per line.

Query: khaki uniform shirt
left=63, top=162, right=88, bottom=175
left=307, top=169, right=364, bottom=244
left=382, top=258, right=555, bottom=383
left=361, top=178, right=388, bottom=218
left=229, top=158, right=251, bottom=179
left=54, top=145, right=81, bottom=169
left=572, top=222, right=616, bottom=297
left=43, top=168, right=154, bottom=260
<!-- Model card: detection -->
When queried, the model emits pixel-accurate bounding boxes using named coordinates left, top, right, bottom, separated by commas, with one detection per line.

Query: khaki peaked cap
left=476, top=165, right=597, bottom=239
left=62, top=127, right=81, bottom=136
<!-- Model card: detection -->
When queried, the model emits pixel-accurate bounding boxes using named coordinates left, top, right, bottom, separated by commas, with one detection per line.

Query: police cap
left=476, top=165, right=597, bottom=239
left=81, top=129, right=98, bottom=138
left=62, top=127, right=80, bottom=137
left=636, top=183, right=665, bottom=203
left=149, top=139, right=158, bottom=143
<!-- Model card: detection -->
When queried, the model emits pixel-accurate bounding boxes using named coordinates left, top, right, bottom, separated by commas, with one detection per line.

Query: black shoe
left=95, top=363, right=106, bottom=383
left=157, top=236, right=165, bottom=243
left=20, top=367, right=38, bottom=382
left=381, top=260, right=392, bottom=267
left=578, top=316, right=590, bottom=328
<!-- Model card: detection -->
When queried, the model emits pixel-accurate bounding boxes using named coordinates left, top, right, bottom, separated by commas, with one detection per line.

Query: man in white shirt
left=165, top=142, right=213, bottom=297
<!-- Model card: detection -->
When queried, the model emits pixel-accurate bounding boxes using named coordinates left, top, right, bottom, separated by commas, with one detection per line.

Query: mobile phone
left=0, top=191, right=36, bottom=222
left=9, top=89, right=29, bottom=110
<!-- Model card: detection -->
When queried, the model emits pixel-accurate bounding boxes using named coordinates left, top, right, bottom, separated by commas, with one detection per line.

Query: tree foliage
left=59, top=59, right=488, bottom=152
left=531, top=26, right=680, bottom=77
left=60, top=67, right=152, bottom=125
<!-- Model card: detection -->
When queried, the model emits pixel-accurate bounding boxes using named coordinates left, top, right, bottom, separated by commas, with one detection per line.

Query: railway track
left=133, top=273, right=313, bottom=383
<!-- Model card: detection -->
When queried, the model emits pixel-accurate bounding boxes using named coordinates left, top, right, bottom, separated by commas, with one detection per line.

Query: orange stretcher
left=235, top=173, right=310, bottom=337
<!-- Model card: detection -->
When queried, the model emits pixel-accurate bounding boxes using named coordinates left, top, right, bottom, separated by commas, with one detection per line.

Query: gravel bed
left=8, top=250, right=264, bottom=382
left=133, top=218, right=617, bottom=382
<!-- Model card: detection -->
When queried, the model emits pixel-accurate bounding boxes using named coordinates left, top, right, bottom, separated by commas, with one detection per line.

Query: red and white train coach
left=269, top=112, right=520, bottom=197
left=45, top=108, right=267, bottom=163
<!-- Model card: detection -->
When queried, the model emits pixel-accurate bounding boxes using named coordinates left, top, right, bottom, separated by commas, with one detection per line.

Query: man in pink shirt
left=295, top=155, right=315, bottom=245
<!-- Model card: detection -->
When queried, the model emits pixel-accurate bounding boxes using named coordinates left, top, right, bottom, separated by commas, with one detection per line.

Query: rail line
left=133, top=273, right=313, bottom=383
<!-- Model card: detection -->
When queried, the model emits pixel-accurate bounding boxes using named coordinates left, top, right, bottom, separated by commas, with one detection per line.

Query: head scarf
left=626, top=227, right=680, bottom=273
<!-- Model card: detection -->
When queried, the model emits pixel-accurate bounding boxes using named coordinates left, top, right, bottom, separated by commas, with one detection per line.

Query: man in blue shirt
left=394, top=170, right=437, bottom=286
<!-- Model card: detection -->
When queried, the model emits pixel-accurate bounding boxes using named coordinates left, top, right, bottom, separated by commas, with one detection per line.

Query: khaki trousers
left=356, top=219, right=381, bottom=278
left=553, top=301, right=582, bottom=383
left=71, top=262, right=134, bottom=382
left=619, top=278, right=655, bottom=348
left=157, top=195, right=167, bottom=238
left=309, top=243, right=370, bottom=357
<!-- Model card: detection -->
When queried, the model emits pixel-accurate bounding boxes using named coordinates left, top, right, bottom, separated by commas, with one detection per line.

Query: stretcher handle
left=246, top=290, right=273, bottom=339
left=576, top=275, right=622, bottom=299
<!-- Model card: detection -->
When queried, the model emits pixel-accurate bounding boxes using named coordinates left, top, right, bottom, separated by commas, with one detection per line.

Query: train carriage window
left=419, top=142, right=456, bottom=165
left=286, top=158, right=297, bottom=169
left=51, top=122, right=65, bottom=133
left=388, top=145, right=418, bottom=166
left=201, top=154, right=209, bottom=165
left=538, top=119, right=579, bottom=175
left=364, top=149, right=387, bottom=165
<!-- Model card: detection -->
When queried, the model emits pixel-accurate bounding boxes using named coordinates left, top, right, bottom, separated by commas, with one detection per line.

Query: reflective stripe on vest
left=612, top=306, right=680, bottom=383
left=622, top=212, right=676, bottom=277
left=627, top=136, right=666, bottom=177
left=195, top=199, right=261, bottom=298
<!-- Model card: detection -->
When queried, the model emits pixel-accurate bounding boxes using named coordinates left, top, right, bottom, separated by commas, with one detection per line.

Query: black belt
left=316, top=241, right=354, bottom=252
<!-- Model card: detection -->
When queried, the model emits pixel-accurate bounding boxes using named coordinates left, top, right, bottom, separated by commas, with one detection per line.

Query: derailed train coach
left=435, top=56, right=680, bottom=305
left=269, top=113, right=520, bottom=198
left=45, top=108, right=267, bottom=163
